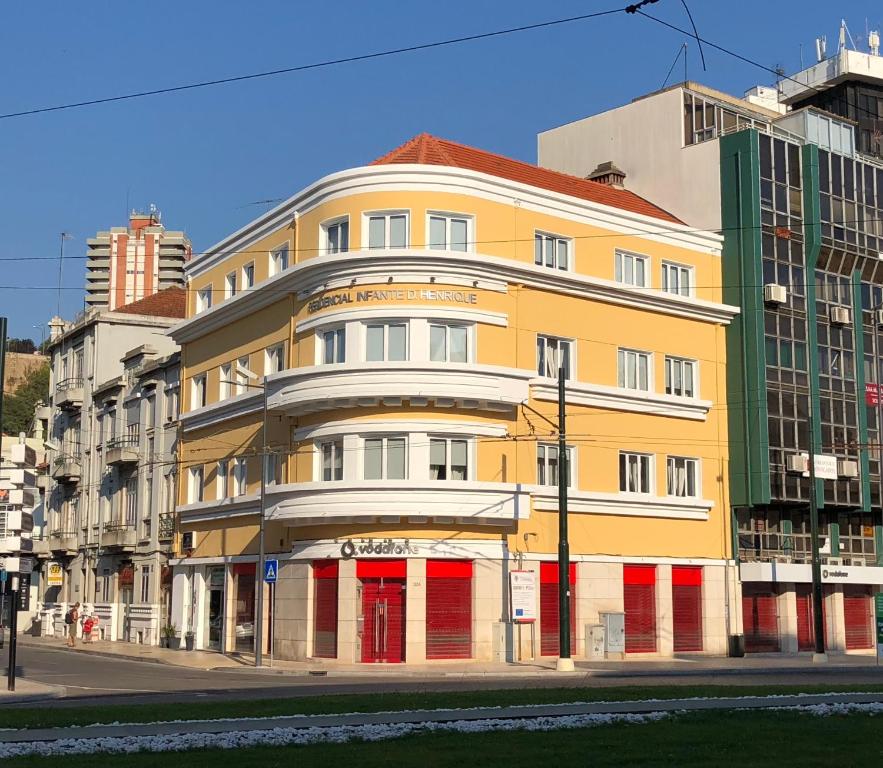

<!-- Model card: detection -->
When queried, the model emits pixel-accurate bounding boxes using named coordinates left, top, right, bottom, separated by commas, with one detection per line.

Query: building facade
left=85, top=209, right=190, bottom=312
left=170, top=134, right=737, bottom=663
left=538, top=63, right=883, bottom=654
left=40, top=289, right=183, bottom=642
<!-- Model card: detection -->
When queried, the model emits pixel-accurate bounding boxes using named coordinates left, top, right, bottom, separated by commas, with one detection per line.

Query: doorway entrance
left=357, top=560, right=406, bottom=663
left=206, top=566, right=225, bottom=651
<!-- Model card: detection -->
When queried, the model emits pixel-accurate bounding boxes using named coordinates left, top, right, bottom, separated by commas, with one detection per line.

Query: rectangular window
left=537, top=444, right=574, bottom=487
left=322, top=328, right=346, bottom=364
left=618, top=348, right=651, bottom=391
left=364, top=436, right=407, bottom=480
left=615, top=250, right=649, bottom=287
left=320, top=440, right=343, bottom=481
left=534, top=232, right=570, bottom=270
left=429, top=324, right=468, bottom=362
left=265, top=344, right=285, bottom=375
left=619, top=452, right=653, bottom=494
left=367, top=213, right=408, bottom=249
left=140, top=566, right=151, bottom=604
left=191, top=374, right=206, bottom=409
left=429, top=438, right=469, bottom=480
left=324, top=219, right=349, bottom=254
left=365, top=323, right=407, bottom=361
left=225, top=271, right=237, bottom=299
left=124, top=477, right=138, bottom=526
left=536, top=335, right=573, bottom=379
left=270, top=244, right=289, bottom=275
left=662, top=262, right=693, bottom=297
left=188, top=466, right=204, bottom=504
left=217, top=459, right=229, bottom=499
left=667, top=456, right=699, bottom=497
left=235, top=356, right=250, bottom=395
left=219, top=363, right=232, bottom=400
left=242, top=262, right=255, bottom=289
left=196, top=287, right=212, bottom=313
left=428, top=214, right=470, bottom=252
left=263, top=452, right=285, bottom=486
left=165, top=387, right=179, bottom=422
left=665, top=356, right=696, bottom=398
left=233, top=458, right=247, bottom=496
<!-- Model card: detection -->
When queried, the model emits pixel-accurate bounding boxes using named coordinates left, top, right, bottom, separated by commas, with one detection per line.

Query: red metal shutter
left=672, top=566, right=702, bottom=652
left=623, top=565, right=656, bottom=653
left=313, top=561, right=338, bottom=658
left=426, top=560, right=472, bottom=659
left=742, top=586, right=779, bottom=652
left=539, top=562, right=577, bottom=656
left=795, top=586, right=814, bottom=651
left=844, top=587, right=873, bottom=650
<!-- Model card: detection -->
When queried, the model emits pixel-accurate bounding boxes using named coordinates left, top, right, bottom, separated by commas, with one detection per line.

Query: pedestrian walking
left=65, top=602, right=80, bottom=647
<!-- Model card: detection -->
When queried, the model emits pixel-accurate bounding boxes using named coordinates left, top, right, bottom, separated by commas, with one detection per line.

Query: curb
left=16, top=641, right=221, bottom=671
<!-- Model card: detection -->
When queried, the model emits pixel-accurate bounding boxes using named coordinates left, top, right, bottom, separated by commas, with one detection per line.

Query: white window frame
left=140, top=565, right=151, bottom=604
left=321, top=327, right=346, bottom=364
left=661, top=261, right=694, bottom=297
left=364, top=322, right=408, bottom=362
left=196, top=287, right=212, bottom=313
left=191, top=374, right=206, bottom=409
left=188, top=466, right=204, bottom=504
left=428, top=436, right=471, bottom=481
left=615, top=249, right=649, bottom=288
left=216, top=459, right=229, bottom=499
left=429, top=323, right=470, bottom=363
left=219, top=363, right=232, bottom=400
left=224, top=271, right=237, bottom=299
left=362, top=435, right=408, bottom=480
left=241, top=262, right=255, bottom=290
left=665, top=356, right=697, bottom=398
left=426, top=212, right=472, bottom=252
left=363, top=211, right=409, bottom=250
left=322, top=216, right=350, bottom=255
left=263, top=451, right=285, bottom=486
left=666, top=456, right=700, bottom=498
left=265, top=343, right=285, bottom=375
left=537, top=443, right=574, bottom=488
left=534, top=231, right=571, bottom=271
left=234, top=356, right=250, bottom=395
left=318, top=439, right=344, bottom=481
left=536, top=335, right=574, bottom=379
left=617, top=348, right=652, bottom=391
left=232, top=458, right=247, bottom=496
left=619, top=451, right=653, bottom=494
left=269, top=243, right=290, bottom=276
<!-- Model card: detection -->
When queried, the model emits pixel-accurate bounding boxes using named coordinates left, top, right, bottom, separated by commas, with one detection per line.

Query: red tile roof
left=115, top=287, right=186, bottom=319
left=372, top=133, right=682, bottom=224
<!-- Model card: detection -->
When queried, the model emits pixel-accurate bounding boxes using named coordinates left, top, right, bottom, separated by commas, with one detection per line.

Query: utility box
left=586, top=624, right=605, bottom=660
left=492, top=622, right=513, bottom=662
left=600, top=611, right=626, bottom=659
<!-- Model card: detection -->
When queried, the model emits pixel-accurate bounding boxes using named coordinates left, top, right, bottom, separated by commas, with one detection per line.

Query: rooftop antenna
left=840, top=19, right=858, bottom=53
left=816, top=35, right=827, bottom=62
left=870, top=30, right=881, bottom=57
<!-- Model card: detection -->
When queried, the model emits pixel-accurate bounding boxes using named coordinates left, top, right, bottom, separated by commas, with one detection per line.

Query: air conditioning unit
left=826, top=557, right=842, bottom=566
left=838, top=459, right=859, bottom=478
left=181, top=531, right=195, bottom=551
left=876, top=309, right=883, bottom=327
left=850, top=557, right=866, bottom=567
left=764, top=284, right=788, bottom=305
left=830, top=305, right=851, bottom=325
left=786, top=453, right=809, bottom=473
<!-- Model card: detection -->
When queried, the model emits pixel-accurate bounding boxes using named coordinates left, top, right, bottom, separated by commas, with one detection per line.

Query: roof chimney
left=587, top=161, right=627, bottom=189
left=48, top=316, right=65, bottom=342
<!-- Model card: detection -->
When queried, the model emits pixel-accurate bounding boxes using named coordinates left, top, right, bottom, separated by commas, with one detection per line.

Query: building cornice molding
left=292, top=418, right=508, bottom=442
left=296, top=305, right=508, bottom=333
left=180, top=390, right=263, bottom=433
left=530, top=487, right=712, bottom=520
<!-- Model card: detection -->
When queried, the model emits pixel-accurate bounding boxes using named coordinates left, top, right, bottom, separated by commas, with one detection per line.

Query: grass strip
left=3, top=683, right=883, bottom=730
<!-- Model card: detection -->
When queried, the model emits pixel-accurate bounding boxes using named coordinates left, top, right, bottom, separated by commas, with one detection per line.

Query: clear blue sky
left=2, top=1, right=881, bottom=340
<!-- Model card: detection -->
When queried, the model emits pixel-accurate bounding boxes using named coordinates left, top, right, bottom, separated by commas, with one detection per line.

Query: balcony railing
left=106, top=432, right=139, bottom=451
left=56, top=377, right=83, bottom=392
left=158, top=512, right=175, bottom=541
left=101, top=522, right=136, bottom=550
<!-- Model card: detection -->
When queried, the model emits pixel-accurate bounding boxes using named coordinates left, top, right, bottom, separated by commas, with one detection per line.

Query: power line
left=0, top=7, right=627, bottom=121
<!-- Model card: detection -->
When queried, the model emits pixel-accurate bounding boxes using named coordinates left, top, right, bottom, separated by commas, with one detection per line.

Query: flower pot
left=185, top=634, right=195, bottom=651
left=159, top=636, right=169, bottom=649
left=168, top=636, right=181, bottom=651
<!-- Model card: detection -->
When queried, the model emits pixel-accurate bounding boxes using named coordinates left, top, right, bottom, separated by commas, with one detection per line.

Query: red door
left=742, top=586, right=779, bottom=652
left=359, top=560, right=407, bottom=664
left=312, top=561, right=338, bottom=658
left=844, top=587, right=873, bottom=650
left=624, top=565, right=657, bottom=653
left=539, top=562, right=577, bottom=656
left=795, top=585, right=829, bottom=651
left=426, top=560, right=472, bottom=660
left=672, top=566, right=702, bottom=652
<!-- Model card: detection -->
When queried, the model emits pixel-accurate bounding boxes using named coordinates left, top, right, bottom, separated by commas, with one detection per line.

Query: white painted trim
left=531, top=379, right=712, bottom=421
left=290, top=537, right=506, bottom=561
left=176, top=492, right=261, bottom=521
left=529, top=487, right=712, bottom=520
left=293, top=419, right=507, bottom=442
left=740, top=560, right=883, bottom=585
left=297, top=305, right=508, bottom=333
left=185, top=164, right=722, bottom=281
left=180, top=390, right=262, bottom=432
left=523, top=553, right=733, bottom=566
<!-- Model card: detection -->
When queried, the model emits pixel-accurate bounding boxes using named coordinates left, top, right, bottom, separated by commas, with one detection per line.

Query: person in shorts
left=66, top=602, right=80, bottom=647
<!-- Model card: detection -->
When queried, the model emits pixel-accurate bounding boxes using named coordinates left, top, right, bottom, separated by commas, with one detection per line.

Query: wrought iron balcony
left=102, top=522, right=136, bottom=550
left=55, top=378, right=84, bottom=409
left=106, top=432, right=140, bottom=466
left=157, top=512, right=175, bottom=541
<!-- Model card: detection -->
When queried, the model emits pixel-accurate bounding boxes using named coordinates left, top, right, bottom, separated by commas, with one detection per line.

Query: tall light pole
left=556, top=358, right=573, bottom=672
left=57, top=233, right=72, bottom=319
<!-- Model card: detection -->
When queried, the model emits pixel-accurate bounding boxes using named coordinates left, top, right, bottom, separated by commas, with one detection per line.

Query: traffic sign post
left=263, top=560, right=278, bottom=583
left=263, top=560, right=278, bottom=667
left=875, top=593, right=883, bottom=667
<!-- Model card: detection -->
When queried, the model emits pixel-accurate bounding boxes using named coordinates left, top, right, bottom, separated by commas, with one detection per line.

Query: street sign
left=264, top=559, right=278, bottom=583
left=509, top=570, right=537, bottom=623
left=47, top=562, right=63, bottom=587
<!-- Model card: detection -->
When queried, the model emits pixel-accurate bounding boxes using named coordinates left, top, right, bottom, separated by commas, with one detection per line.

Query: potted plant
left=184, top=631, right=195, bottom=651
left=160, top=624, right=177, bottom=649
left=168, top=629, right=182, bottom=651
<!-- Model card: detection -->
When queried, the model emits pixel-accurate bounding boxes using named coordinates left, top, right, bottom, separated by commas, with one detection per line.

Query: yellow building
left=168, top=134, right=739, bottom=663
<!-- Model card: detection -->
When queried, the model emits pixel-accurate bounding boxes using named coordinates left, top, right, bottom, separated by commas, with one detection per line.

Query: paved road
left=6, top=644, right=883, bottom=708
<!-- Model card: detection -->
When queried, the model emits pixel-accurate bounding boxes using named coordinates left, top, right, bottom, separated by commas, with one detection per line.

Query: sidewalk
left=18, top=634, right=883, bottom=679
left=0, top=677, right=64, bottom=704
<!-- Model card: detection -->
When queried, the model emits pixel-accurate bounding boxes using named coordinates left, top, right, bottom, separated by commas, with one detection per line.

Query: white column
left=700, top=565, right=729, bottom=655
left=777, top=584, right=798, bottom=654
left=656, top=564, right=673, bottom=656
left=405, top=558, right=426, bottom=663
left=337, top=558, right=359, bottom=663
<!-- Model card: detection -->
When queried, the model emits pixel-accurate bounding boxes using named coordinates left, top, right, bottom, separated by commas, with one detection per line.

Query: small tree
left=3, top=363, right=49, bottom=435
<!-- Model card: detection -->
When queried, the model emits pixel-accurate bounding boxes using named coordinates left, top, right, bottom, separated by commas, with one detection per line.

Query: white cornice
left=186, top=164, right=723, bottom=280
left=296, top=305, right=508, bottom=333
left=180, top=390, right=262, bottom=432
left=531, top=379, right=713, bottom=421
left=530, top=487, right=712, bottom=520
left=293, top=419, right=508, bottom=442
left=171, top=250, right=738, bottom=344
left=176, top=492, right=260, bottom=522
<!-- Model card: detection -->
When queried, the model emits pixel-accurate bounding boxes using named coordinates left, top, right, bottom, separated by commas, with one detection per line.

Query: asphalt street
left=4, top=643, right=883, bottom=707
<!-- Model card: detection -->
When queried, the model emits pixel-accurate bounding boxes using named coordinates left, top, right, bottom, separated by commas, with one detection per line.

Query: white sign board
left=47, top=562, right=64, bottom=587
left=813, top=455, right=838, bottom=480
left=509, top=570, right=537, bottom=623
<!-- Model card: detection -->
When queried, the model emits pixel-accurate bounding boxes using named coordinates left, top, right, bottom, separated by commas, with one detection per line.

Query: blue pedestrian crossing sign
left=264, top=559, right=278, bottom=583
